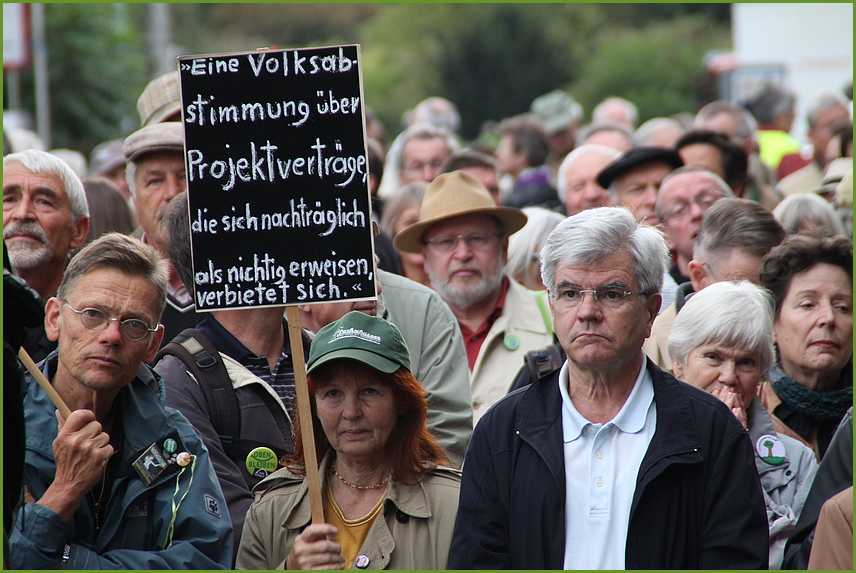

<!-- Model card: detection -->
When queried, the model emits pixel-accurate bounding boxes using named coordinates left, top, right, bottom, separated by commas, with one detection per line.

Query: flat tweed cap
left=393, top=170, right=528, bottom=253
left=123, top=122, right=184, bottom=162
left=137, top=71, right=181, bottom=127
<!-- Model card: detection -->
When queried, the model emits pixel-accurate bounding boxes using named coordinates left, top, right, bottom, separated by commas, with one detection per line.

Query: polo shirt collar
left=560, top=352, right=653, bottom=442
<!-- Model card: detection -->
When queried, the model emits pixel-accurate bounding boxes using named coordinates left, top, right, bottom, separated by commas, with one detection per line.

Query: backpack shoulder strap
left=154, top=328, right=240, bottom=444
left=535, top=290, right=553, bottom=335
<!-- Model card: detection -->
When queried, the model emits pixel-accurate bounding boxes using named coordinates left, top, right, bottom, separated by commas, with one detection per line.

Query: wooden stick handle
left=285, top=306, right=324, bottom=524
left=18, top=347, right=72, bottom=419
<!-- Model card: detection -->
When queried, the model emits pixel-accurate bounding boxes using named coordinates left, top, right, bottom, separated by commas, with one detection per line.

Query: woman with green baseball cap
left=236, top=311, right=461, bottom=570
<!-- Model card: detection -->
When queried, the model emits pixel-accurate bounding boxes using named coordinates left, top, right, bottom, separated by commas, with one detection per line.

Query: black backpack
left=154, top=329, right=242, bottom=449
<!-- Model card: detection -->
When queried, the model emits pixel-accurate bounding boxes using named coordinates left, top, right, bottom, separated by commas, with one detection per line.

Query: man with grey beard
left=394, top=171, right=554, bottom=422
left=4, top=149, right=90, bottom=361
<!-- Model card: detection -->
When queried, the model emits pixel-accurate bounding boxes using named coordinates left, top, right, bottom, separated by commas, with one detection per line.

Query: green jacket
left=10, top=352, right=233, bottom=569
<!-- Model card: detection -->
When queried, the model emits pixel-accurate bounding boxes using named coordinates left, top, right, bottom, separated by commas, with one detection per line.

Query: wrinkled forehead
left=3, top=162, right=67, bottom=195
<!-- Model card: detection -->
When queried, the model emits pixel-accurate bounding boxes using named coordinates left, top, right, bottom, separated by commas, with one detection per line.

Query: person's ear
left=68, top=216, right=90, bottom=250
left=142, top=324, right=165, bottom=364
left=672, top=361, right=684, bottom=379
left=44, top=297, right=64, bottom=342
left=688, top=259, right=709, bottom=292
left=644, top=293, right=661, bottom=335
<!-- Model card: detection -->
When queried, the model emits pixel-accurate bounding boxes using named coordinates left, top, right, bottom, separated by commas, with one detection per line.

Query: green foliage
left=435, top=5, right=578, bottom=140
left=570, top=15, right=731, bottom=123
left=10, top=4, right=146, bottom=155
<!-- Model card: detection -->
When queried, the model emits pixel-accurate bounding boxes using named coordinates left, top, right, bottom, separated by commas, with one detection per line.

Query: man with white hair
left=4, top=149, right=90, bottom=360
left=592, top=96, right=639, bottom=129
left=450, top=206, right=767, bottom=569
left=556, top=144, right=620, bottom=216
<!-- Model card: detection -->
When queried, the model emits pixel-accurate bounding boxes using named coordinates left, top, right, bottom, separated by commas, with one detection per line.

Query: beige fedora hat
left=393, top=170, right=528, bottom=254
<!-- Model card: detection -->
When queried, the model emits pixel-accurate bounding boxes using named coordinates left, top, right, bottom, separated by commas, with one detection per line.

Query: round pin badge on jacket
left=354, top=554, right=370, bottom=569
left=503, top=333, right=520, bottom=351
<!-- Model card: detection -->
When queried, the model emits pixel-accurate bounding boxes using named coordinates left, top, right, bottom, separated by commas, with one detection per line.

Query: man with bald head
left=655, top=166, right=734, bottom=285
left=557, top=144, right=620, bottom=216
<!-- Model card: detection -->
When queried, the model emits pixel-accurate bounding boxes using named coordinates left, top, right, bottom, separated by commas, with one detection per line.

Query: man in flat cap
left=596, top=146, right=683, bottom=226
left=137, top=71, right=182, bottom=127
left=124, top=121, right=199, bottom=343
left=394, top=171, right=554, bottom=422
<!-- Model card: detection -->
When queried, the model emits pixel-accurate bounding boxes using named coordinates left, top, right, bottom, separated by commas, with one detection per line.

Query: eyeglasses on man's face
left=661, top=194, right=722, bottom=222
left=63, top=302, right=158, bottom=341
left=423, top=232, right=502, bottom=253
left=551, top=284, right=644, bottom=309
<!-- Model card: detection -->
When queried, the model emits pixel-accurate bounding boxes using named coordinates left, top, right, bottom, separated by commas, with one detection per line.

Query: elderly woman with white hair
left=772, top=192, right=847, bottom=237
left=505, top=206, right=565, bottom=291
left=668, top=281, right=818, bottom=569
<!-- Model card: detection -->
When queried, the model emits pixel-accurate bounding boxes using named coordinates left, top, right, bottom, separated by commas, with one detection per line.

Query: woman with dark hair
left=758, top=233, right=853, bottom=459
left=236, top=311, right=460, bottom=570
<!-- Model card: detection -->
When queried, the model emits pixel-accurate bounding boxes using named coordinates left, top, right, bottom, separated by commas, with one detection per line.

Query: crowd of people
left=3, top=64, right=852, bottom=570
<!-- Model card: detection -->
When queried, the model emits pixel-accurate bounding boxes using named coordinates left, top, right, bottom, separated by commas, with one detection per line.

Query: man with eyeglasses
left=394, top=171, right=554, bottom=422
left=450, top=206, right=768, bottom=569
left=397, top=122, right=457, bottom=187
left=655, top=166, right=734, bottom=285
left=9, top=233, right=232, bottom=569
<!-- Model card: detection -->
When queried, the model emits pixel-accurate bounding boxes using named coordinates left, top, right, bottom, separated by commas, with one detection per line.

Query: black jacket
left=449, top=359, right=769, bottom=569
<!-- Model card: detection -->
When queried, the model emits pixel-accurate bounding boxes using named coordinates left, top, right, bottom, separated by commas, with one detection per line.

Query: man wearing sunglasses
left=9, top=233, right=231, bottom=569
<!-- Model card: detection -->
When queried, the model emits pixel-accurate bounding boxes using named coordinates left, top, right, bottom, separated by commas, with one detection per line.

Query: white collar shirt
left=560, top=353, right=657, bottom=570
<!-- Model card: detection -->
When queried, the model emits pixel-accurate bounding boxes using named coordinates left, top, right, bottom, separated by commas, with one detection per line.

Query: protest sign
left=178, top=44, right=375, bottom=311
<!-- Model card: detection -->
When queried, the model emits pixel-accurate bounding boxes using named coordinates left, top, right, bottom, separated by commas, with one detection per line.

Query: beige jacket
left=643, top=298, right=678, bottom=371
left=236, top=453, right=461, bottom=570
left=470, top=279, right=554, bottom=422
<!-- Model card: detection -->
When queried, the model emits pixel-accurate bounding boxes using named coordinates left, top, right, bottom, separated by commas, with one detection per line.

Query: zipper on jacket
left=516, top=430, right=565, bottom=492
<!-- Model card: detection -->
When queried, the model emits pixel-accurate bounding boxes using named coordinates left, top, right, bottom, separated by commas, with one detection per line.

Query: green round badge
left=246, top=447, right=279, bottom=478
left=503, top=333, right=521, bottom=351
left=163, top=438, right=178, bottom=453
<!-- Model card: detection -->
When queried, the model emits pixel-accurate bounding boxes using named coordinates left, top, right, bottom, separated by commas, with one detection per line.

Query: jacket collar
left=269, top=451, right=434, bottom=530
left=515, top=357, right=704, bottom=492
left=26, top=351, right=181, bottom=480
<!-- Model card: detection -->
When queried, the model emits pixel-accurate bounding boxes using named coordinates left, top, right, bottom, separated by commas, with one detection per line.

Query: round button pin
left=246, top=447, right=279, bottom=478
left=176, top=452, right=192, bottom=467
left=354, top=554, right=370, bottom=569
left=503, top=333, right=520, bottom=351
left=163, top=438, right=178, bottom=454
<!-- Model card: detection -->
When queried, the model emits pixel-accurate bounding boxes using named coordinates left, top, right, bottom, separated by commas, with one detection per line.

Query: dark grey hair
left=58, top=233, right=168, bottom=320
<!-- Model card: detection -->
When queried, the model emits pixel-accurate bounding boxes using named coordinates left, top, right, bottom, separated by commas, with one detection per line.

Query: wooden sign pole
left=285, top=306, right=324, bottom=524
left=18, top=347, right=72, bottom=419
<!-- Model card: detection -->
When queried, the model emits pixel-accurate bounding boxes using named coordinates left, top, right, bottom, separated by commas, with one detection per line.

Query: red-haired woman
left=236, top=311, right=460, bottom=570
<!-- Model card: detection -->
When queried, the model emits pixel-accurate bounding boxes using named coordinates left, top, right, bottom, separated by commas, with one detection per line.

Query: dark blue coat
left=450, top=358, right=769, bottom=569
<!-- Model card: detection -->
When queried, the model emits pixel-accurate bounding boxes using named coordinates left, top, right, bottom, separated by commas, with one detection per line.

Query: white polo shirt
left=560, top=354, right=657, bottom=570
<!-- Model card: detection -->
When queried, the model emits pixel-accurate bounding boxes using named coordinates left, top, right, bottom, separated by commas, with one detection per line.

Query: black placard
left=178, top=45, right=375, bottom=311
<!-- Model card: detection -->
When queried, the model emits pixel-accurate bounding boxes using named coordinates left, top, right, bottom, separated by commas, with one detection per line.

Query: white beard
left=428, top=254, right=505, bottom=311
left=4, top=221, right=52, bottom=272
